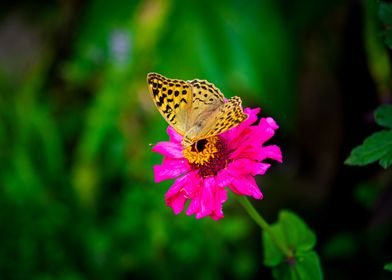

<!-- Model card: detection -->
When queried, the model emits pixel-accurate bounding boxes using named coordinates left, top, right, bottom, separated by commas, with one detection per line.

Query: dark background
left=0, top=0, right=391, bottom=279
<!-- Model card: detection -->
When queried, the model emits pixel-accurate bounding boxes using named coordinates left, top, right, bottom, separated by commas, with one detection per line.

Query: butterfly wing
left=187, top=79, right=225, bottom=109
left=200, top=96, right=248, bottom=138
left=148, top=74, right=248, bottom=146
left=147, top=73, right=192, bottom=135
left=184, top=79, right=248, bottom=142
left=185, top=78, right=225, bottom=130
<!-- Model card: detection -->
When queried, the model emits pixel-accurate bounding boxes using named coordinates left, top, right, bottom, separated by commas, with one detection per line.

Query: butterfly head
left=181, top=136, right=194, bottom=149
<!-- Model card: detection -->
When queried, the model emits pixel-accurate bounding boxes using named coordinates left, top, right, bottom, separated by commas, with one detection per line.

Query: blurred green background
left=0, top=0, right=391, bottom=279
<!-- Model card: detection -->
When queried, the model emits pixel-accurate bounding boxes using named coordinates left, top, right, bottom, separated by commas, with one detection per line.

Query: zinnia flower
left=152, top=107, right=282, bottom=220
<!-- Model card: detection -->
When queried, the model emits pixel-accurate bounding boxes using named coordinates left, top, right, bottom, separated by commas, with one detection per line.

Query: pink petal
left=229, top=175, right=263, bottom=199
left=210, top=187, right=228, bottom=220
left=167, top=126, right=183, bottom=143
left=243, top=107, right=260, bottom=126
left=254, top=145, right=283, bottom=163
left=253, top=117, right=279, bottom=143
left=165, top=173, right=193, bottom=214
left=182, top=171, right=201, bottom=197
left=185, top=177, right=228, bottom=220
left=152, top=105, right=282, bottom=220
left=225, top=112, right=281, bottom=157
left=193, top=177, right=227, bottom=220
left=164, top=172, right=191, bottom=200
left=184, top=172, right=204, bottom=216
left=222, top=107, right=260, bottom=142
left=229, top=122, right=277, bottom=155
left=154, top=158, right=190, bottom=182
left=167, top=193, right=187, bottom=215
left=252, top=163, right=271, bottom=175
left=196, top=177, right=216, bottom=219
left=216, top=169, right=233, bottom=187
left=264, top=117, right=279, bottom=129
left=227, top=158, right=256, bottom=176
left=227, top=159, right=272, bottom=176
left=230, top=142, right=282, bottom=163
left=152, top=141, right=183, bottom=158
left=186, top=193, right=201, bottom=216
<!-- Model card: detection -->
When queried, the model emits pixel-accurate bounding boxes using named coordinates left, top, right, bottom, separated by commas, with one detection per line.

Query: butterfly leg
left=181, top=136, right=193, bottom=148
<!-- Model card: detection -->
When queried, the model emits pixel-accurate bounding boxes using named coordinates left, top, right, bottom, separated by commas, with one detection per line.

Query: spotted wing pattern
left=198, top=96, right=247, bottom=139
left=147, top=73, right=248, bottom=147
left=187, top=79, right=224, bottom=108
left=147, top=73, right=192, bottom=135
left=183, top=96, right=247, bottom=144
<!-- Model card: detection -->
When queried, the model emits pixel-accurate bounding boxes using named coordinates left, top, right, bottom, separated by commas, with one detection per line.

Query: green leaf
left=387, top=39, right=392, bottom=49
left=379, top=2, right=392, bottom=25
left=321, top=232, right=358, bottom=259
left=379, top=150, right=392, bottom=168
left=379, top=2, right=392, bottom=49
left=386, top=29, right=392, bottom=49
left=345, top=130, right=392, bottom=168
left=263, top=210, right=317, bottom=267
left=263, top=211, right=322, bottom=279
left=385, top=262, right=392, bottom=272
left=272, top=251, right=323, bottom=280
left=263, top=223, right=285, bottom=267
left=375, top=105, right=392, bottom=128
left=279, top=211, right=316, bottom=253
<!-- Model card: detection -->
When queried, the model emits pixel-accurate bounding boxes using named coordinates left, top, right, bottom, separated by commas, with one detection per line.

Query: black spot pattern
left=147, top=73, right=192, bottom=134
left=188, top=79, right=225, bottom=105
left=148, top=73, right=247, bottom=145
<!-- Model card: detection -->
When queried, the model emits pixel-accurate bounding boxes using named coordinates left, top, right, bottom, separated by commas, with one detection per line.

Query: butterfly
left=147, top=73, right=248, bottom=148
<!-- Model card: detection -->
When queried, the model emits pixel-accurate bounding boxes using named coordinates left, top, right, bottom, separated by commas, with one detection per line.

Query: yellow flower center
left=183, top=136, right=229, bottom=177
left=183, top=137, right=219, bottom=166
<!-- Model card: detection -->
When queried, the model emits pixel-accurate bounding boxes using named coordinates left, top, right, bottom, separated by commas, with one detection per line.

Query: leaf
left=263, top=223, right=285, bottom=267
left=263, top=210, right=317, bottom=267
left=375, top=105, right=392, bottom=128
left=385, top=262, right=392, bottom=272
left=279, top=211, right=317, bottom=253
left=379, top=150, right=392, bottom=168
left=379, top=2, right=392, bottom=49
left=262, top=211, right=322, bottom=279
left=321, top=232, right=358, bottom=259
left=379, top=2, right=392, bottom=25
left=386, top=29, right=392, bottom=49
left=345, top=130, right=392, bottom=168
left=271, top=251, right=323, bottom=280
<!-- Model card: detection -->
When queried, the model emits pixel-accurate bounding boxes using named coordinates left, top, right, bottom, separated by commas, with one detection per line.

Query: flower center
left=182, top=136, right=229, bottom=177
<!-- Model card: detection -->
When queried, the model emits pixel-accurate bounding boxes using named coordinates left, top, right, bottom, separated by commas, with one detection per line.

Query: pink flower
left=152, top=108, right=282, bottom=220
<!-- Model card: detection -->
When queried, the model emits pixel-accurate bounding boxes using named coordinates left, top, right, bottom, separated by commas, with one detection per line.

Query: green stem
left=237, top=196, right=293, bottom=258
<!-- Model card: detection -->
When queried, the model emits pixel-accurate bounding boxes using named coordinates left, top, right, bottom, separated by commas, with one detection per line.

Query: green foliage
left=154, top=1, right=297, bottom=133
left=321, top=232, right=358, bottom=259
left=385, top=262, right=392, bottom=272
left=345, top=130, right=392, bottom=168
left=353, top=183, right=380, bottom=209
left=375, top=104, right=392, bottom=128
left=0, top=0, right=300, bottom=278
left=272, top=252, right=322, bottom=280
left=262, top=211, right=322, bottom=280
left=345, top=105, right=392, bottom=168
left=364, top=0, right=392, bottom=96
left=379, top=2, right=392, bottom=48
left=1, top=0, right=390, bottom=278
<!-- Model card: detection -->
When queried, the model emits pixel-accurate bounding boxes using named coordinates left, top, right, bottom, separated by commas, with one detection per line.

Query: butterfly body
left=147, top=73, right=247, bottom=147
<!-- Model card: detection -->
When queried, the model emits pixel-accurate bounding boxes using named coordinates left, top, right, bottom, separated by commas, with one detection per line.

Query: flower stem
left=237, top=196, right=293, bottom=258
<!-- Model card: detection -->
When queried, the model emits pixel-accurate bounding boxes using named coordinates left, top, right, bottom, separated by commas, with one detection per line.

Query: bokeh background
left=0, top=0, right=391, bottom=279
